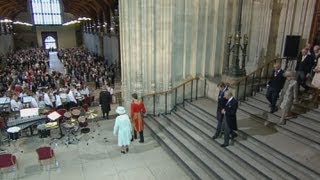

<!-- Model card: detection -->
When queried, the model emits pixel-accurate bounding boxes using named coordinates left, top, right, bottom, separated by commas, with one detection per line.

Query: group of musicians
left=4, top=83, right=91, bottom=113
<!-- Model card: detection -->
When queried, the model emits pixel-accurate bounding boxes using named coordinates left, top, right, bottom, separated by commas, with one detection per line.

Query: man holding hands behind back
left=221, top=91, right=238, bottom=147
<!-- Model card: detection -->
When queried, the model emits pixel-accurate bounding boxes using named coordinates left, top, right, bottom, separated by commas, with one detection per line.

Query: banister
left=142, top=77, right=200, bottom=98
left=230, top=57, right=287, bottom=86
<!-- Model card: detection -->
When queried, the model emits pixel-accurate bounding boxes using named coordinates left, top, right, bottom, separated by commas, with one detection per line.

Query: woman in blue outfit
left=113, top=106, right=133, bottom=154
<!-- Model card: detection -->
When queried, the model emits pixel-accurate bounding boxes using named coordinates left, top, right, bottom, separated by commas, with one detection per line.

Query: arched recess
left=41, top=32, right=58, bottom=50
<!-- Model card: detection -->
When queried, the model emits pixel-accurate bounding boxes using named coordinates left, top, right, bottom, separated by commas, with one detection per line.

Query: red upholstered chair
left=0, top=154, right=17, bottom=171
left=36, top=146, right=56, bottom=165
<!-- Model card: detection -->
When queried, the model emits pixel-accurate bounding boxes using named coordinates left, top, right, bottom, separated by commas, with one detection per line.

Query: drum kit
left=59, top=108, right=98, bottom=146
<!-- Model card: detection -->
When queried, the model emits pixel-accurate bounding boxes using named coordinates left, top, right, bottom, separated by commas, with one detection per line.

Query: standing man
left=130, top=93, right=146, bottom=143
left=99, top=86, right=112, bottom=119
left=221, top=91, right=238, bottom=147
left=266, top=63, right=286, bottom=113
left=295, top=48, right=314, bottom=93
left=212, top=82, right=228, bottom=139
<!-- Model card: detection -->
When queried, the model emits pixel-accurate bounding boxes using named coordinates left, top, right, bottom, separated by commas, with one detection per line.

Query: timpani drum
left=71, top=109, right=81, bottom=120
left=7, top=127, right=21, bottom=140
left=64, top=112, right=72, bottom=119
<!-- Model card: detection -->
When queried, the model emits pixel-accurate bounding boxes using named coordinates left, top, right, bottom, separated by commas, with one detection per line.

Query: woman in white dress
left=113, top=106, right=132, bottom=154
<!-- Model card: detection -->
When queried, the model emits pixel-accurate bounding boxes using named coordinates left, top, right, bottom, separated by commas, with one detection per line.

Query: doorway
left=41, top=32, right=58, bottom=50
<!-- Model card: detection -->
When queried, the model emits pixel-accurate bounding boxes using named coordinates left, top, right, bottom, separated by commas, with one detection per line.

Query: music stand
left=47, top=111, right=63, bottom=139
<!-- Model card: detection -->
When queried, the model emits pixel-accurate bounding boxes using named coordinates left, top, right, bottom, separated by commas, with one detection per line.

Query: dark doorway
left=41, top=32, right=58, bottom=50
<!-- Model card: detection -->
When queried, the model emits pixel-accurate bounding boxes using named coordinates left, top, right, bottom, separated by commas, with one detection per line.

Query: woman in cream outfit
left=277, top=71, right=298, bottom=125
left=113, top=106, right=132, bottom=154
left=311, top=58, right=320, bottom=89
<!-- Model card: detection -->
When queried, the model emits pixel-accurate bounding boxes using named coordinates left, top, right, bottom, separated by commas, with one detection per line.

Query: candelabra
left=223, top=0, right=248, bottom=77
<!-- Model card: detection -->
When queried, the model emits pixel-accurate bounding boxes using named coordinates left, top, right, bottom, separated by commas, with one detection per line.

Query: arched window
left=44, top=36, right=57, bottom=50
left=31, top=0, right=62, bottom=25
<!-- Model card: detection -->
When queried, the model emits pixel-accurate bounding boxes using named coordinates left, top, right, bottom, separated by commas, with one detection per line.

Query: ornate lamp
left=224, top=0, right=248, bottom=77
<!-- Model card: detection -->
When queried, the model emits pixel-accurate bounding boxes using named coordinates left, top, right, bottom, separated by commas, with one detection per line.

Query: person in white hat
left=113, top=106, right=132, bottom=154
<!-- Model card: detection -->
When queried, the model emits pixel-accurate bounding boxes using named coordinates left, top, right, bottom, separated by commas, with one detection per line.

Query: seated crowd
left=0, top=47, right=115, bottom=117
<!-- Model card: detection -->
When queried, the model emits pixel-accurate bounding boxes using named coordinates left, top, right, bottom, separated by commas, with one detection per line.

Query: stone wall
left=0, top=34, right=14, bottom=56
left=119, top=0, right=316, bottom=111
left=83, top=33, right=120, bottom=66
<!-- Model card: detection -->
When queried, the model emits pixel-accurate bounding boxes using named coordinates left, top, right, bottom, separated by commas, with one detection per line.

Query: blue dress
left=113, top=114, right=132, bottom=146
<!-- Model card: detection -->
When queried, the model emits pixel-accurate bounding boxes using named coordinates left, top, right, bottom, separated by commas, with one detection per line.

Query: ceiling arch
left=0, top=0, right=116, bottom=21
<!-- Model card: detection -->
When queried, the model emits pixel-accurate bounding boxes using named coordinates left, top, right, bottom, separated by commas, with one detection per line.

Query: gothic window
left=31, top=0, right=62, bottom=25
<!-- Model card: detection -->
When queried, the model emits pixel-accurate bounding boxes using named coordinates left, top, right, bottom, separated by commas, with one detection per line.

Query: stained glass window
left=31, top=0, right=62, bottom=25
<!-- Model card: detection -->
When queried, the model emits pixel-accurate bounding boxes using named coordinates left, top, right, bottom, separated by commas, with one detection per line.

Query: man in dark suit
left=99, top=86, right=112, bottom=119
left=212, top=82, right=228, bottom=139
left=266, top=63, right=286, bottom=113
left=295, top=48, right=315, bottom=92
left=221, top=91, right=238, bottom=147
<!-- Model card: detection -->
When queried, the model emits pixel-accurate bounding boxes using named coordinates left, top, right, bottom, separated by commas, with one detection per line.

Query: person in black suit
left=212, top=82, right=228, bottom=139
left=221, top=91, right=238, bottom=147
left=99, top=86, right=112, bottom=119
left=266, top=63, right=286, bottom=113
left=295, top=48, right=315, bottom=92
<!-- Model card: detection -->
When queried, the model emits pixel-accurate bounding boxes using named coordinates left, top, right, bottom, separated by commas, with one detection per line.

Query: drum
left=78, top=116, right=86, bottom=123
left=7, top=127, right=21, bottom=140
left=62, top=122, right=75, bottom=129
left=71, top=109, right=81, bottom=119
left=37, top=124, right=50, bottom=138
left=64, top=112, right=72, bottom=119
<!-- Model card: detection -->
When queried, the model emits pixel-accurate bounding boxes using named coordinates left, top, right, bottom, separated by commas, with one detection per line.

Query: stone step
left=185, top=98, right=320, bottom=179
left=247, top=94, right=320, bottom=133
left=251, top=93, right=320, bottom=132
left=149, top=114, right=234, bottom=179
left=244, top=97, right=320, bottom=144
left=163, top=112, right=269, bottom=180
left=240, top=101, right=320, bottom=150
left=171, top=109, right=286, bottom=179
left=155, top=115, right=244, bottom=180
left=180, top=104, right=309, bottom=179
left=144, top=117, right=213, bottom=180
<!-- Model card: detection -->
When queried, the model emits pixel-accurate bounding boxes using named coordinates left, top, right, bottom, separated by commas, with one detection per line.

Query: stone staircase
left=145, top=98, right=320, bottom=179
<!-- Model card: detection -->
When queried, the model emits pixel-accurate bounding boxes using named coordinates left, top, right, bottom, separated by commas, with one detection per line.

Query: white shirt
left=107, top=86, right=114, bottom=95
left=68, top=91, right=77, bottom=104
left=30, top=96, right=39, bottom=108
left=10, top=99, right=21, bottom=112
left=55, top=94, right=62, bottom=107
left=44, top=93, right=53, bottom=107
left=80, top=87, right=90, bottom=96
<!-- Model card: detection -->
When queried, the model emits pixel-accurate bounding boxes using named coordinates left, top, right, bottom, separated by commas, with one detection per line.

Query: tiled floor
left=0, top=120, right=189, bottom=180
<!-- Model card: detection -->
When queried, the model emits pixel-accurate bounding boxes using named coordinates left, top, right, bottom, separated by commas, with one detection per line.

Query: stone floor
left=0, top=52, right=189, bottom=180
left=0, top=119, right=189, bottom=180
